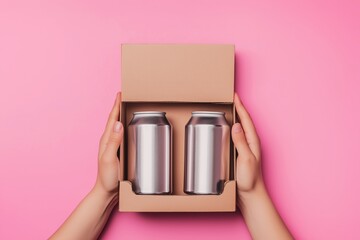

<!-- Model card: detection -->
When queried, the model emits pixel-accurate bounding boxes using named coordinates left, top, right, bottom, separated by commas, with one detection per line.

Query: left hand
left=50, top=93, right=124, bottom=240
left=95, top=92, right=123, bottom=196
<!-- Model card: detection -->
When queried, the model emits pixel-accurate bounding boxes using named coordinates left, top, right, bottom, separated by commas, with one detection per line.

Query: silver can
left=184, top=111, right=230, bottom=194
left=127, top=111, right=172, bottom=194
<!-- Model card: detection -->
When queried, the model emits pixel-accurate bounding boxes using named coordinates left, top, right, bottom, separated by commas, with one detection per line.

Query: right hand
left=231, top=93, right=264, bottom=205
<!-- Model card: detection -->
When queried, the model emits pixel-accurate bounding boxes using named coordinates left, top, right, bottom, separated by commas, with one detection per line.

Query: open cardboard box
left=119, top=44, right=237, bottom=212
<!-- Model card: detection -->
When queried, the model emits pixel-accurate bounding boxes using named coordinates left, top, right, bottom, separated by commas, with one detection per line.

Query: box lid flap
left=121, top=44, right=234, bottom=102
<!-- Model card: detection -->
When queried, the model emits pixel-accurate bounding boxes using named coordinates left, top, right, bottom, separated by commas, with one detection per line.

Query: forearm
left=238, top=181, right=293, bottom=240
left=50, top=184, right=118, bottom=240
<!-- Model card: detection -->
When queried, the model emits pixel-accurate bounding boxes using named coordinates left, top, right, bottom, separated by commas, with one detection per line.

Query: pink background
left=1, top=0, right=359, bottom=239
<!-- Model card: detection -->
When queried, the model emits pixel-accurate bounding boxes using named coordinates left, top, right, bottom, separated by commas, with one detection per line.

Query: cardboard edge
left=232, top=102, right=238, bottom=180
left=119, top=180, right=236, bottom=212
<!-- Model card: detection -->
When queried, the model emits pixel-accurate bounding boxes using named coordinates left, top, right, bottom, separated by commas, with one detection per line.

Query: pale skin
left=50, top=92, right=293, bottom=240
left=232, top=94, right=293, bottom=240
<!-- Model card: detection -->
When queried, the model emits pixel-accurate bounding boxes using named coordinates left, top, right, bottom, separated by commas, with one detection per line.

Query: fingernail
left=114, top=121, right=122, bottom=132
left=233, top=123, right=242, bottom=133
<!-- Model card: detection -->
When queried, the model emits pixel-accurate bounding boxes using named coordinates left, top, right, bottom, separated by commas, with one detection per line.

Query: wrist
left=92, top=182, right=118, bottom=203
left=237, top=178, right=267, bottom=208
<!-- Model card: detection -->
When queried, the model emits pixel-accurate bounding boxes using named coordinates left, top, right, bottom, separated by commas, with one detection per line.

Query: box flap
left=121, top=44, right=234, bottom=102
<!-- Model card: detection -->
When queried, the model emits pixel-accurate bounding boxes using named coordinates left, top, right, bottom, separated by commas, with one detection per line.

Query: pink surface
left=0, top=0, right=359, bottom=239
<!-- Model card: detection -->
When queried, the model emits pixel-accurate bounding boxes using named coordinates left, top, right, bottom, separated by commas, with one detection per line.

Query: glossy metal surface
left=128, top=111, right=172, bottom=194
left=184, top=111, right=230, bottom=194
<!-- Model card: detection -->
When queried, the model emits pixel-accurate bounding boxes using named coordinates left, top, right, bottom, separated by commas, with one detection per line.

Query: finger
left=102, top=121, right=123, bottom=162
left=98, top=121, right=123, bottom=193
left=99, top=92, right=121, bottom=159
left=234, top=93, right=261, bottom=159
left=232, top=123, right=253, bottom=156
left=104, top=92, right=122, bottom=137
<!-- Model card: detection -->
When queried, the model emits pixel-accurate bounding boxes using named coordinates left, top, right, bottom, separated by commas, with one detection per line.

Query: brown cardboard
left=119, top=181, right=236, bottom=212
left=119, top=44, right=236, bottom=212
left=121, top=44, right=234, bottom=103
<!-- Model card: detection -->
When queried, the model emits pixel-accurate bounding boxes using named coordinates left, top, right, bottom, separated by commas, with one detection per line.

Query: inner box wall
left=121, top=101, right=234, bottom=195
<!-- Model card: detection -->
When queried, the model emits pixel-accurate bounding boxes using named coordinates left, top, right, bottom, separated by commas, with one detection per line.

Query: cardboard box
left=119, top=44, right=236, bottom=212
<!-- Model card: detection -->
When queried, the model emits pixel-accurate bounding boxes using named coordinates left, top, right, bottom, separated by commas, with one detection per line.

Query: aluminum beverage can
left=184, top=111, right=230, bottom=194
left=128, top=111, right=172, bottom=194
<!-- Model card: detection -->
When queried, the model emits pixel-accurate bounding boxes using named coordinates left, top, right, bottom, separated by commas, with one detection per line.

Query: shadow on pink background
left=1, top=0, right=359, bottom=239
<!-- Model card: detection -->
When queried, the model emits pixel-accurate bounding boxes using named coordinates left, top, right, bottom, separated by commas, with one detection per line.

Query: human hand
left=50, top=93, right=124, bottom=240
left=94, top=92, right=123, bottom=196
left=231, top=93, right=264, bottom=204
left=231, top=93, right=293, bottom=240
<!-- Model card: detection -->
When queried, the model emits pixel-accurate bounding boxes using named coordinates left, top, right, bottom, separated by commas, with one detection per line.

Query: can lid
left=133, top=111, right=166, bottom=116
left=192, top=111, right=225, bottom=116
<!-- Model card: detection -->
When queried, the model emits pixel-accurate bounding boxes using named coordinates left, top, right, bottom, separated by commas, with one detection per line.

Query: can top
left=192, top=111, right=225, bottom=117
left=130, top=111, right=170, bottom=126
left=187, top=111, right=229, bottom=127
left=133, top=111, right=166, bottom=116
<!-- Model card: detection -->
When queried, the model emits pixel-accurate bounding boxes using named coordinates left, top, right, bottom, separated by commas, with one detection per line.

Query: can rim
left=192, top=111, right=225, bottom=115
left=133, top=111, right=166, bottom=115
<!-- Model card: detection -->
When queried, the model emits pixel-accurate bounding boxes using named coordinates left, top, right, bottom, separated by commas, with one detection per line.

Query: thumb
left=232, top=123, right=252, bottom=156
left=103, top=121, right=123, bottom=160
